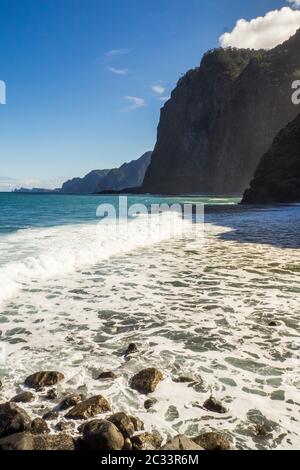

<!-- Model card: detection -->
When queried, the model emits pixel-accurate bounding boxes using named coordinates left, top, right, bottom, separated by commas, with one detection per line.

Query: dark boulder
left=125, top=343, right=138, bottom=356
left=58, top=394, right=83, bottom=411
left=129, top=415, right=144, bottom=431
left=65, top=395, right=111, bottom=420
left=162, top=434, right=204, bottom=450
left=172, top=376, right=195, bottom=383
left=10, top=391, right=35, bottom=403
left=0, top=431, right=74, bottom=451
left=0, top=402, right=32, bottom=438
left=31, top=418, right=50, bottom=434
left=46, top=388, right=58, bottom=400
left=33, top=433, right=75, bottom=450
left=123, top=437, right=133, bottom=450
left=24, top=371, right=64, bottom=390
left=131, top=432, right=162, bottom=450
left=42, top=411, right=59, bottom=421
left=193, top=432, right=231, bottom=450
left=82, top=419, right=124, bottom=450
left=130, top=368, right=163, bottom=394
left=108, top=412, right=134, bottom=438
left=97, top=371, right=117, bottom=380
left=144, top=398, right=158, bottom=410
left=55, top=420, right=75, bottom=432
left=0, top=432, right=34, bottom=450
left=203, top=397, right=227, bottom=414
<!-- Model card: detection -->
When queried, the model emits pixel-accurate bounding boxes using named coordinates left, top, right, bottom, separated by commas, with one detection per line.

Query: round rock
left=24, top=371, right=64, bottom=390
left=97, top=371, right=117, bottom=380
left=82, top=419, right=124, bottom=450
left=203, top=397, right=227, bottom=414
left=193, top=432, right=231, bottom=450
left=131, top=432, right=162, bottom=450
left=58, top=394, right=83, bottom=411
left=108, top=412, right=134, bottom=438
left=65, top=395, right=111, bottom=420
left=10, top=391, right=35, bottom=404
left=130, top=368, right=163, bottom=395
left=0, top=402, right=32, bottom=438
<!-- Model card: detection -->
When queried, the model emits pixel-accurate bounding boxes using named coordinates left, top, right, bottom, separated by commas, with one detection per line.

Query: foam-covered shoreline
left=0, top=211, right=197, bottom=306
left=0, top=204, right=300, bottom=449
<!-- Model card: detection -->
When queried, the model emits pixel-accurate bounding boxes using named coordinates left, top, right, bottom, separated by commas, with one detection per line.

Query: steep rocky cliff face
left=98, top=151, right=152, bottom=192
left=242, top=113, right=300, bottom=204
left=143, top=30, right=300, bottom=195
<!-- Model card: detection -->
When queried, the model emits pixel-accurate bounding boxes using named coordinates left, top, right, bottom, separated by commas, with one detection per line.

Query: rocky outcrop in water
left=65, top=395, right=111, bottom=420
left=24, top=371, right=64, bottom=389
left=10, top=391, right=35, bottom=403
left=97, top=371, right=117, bottom=380
left=203, top=396, right=227, bottom=414
left=143, top=30, right=300, bottom=195
left=242, top=113, right=300, bottom=204
left=58, top=394, right=84, bottom=411
left=130, top=368, right=163, bottom=394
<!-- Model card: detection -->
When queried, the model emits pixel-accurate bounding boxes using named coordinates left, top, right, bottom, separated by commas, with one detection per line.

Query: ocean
left=0, top=192, right=299, bottom=449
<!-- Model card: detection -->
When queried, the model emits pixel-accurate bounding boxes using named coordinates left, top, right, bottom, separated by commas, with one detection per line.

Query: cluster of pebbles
left=0, top=345, right=232, bottom=451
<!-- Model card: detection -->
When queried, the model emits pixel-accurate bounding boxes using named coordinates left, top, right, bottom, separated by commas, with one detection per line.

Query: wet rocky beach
left=0, top=357, right=234, bottom=451
left=1, top=201, right=300, bottom=450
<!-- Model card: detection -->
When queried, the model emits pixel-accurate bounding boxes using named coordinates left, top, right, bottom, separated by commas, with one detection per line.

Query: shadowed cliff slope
left=97, top=151, right=152, bottom=192
left=61, top=169, right=110, bottom=194
left=61, top=152, right=151, bottom=194
left=242, top=113, right=300, bottom=204
left=143, top=30, right=300, bottom=195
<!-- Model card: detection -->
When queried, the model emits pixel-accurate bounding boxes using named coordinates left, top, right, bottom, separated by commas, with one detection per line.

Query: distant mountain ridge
left=242, top=113, right=300, bottom=204
left=97, top=151, right=152, bottom=192
left=60, top=169, right=111, bottom=194
left=15, top=152, right=152, bottom=194
left=143, top=29, right=300, bottom=195
left=13, top=187, right=60, bottom=193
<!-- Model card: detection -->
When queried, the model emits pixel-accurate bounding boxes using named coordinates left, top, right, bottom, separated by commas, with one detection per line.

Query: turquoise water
left=0, top=193, right=240, bottom=234
left=0, top=193, right=300, bottom=449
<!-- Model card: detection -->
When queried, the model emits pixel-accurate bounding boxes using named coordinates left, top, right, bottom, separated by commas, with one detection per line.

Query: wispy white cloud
left=0, top=80, right=6, bottom=104
left=0, top=176, right=65, bottom=192
left=106, top=48, right=130, bottom=57
left=159, top=96, right=169, bottom=102
left=107, top=66, right=129, bottom=76
left=152, top=84, right=166, bottom=95
left=219, top=6, right=300, bottom=50
left=288, top=0, right=300, bottom=8
left=123, top=96, right=146, bottom=111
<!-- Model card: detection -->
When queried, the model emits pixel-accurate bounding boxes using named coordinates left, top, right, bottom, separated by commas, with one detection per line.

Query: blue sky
left=0, top=0, right=296, bottom=189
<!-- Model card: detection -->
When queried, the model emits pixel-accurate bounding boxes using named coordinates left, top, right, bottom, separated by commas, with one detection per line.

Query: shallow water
left=0, top=194, right=299, bottom=449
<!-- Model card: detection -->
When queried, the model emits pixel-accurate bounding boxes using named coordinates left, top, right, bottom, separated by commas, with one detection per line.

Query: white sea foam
left=0, top=212, right=197, bottom=306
